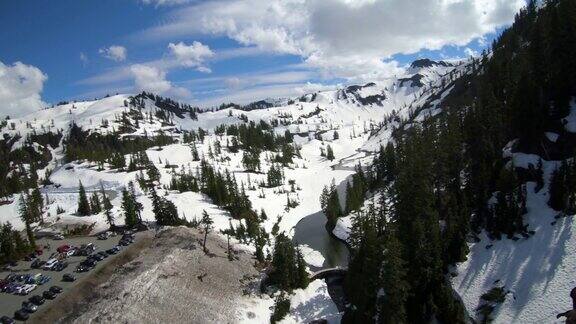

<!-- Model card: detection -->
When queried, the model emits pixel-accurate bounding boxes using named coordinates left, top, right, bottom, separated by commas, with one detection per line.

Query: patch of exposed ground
left=31, top=227, right=261, bottom=324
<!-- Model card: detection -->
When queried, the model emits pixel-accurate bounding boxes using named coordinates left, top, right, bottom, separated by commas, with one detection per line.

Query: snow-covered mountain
left=2, top=50, right=574, bottom=323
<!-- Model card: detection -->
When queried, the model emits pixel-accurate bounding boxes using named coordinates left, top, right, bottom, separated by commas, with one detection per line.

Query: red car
left=56, top=245, right=71, bottom=253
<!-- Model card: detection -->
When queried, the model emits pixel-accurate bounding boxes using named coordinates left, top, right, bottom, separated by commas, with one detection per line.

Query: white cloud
left=0, top=61, right=47, bottom=118
left=80, top=52, right=89, bottom=65
left=139, top=0, right=525, bottom=79
left=99, top=45, right=127, bottom=62
left=464, top=47, right=479, bottom=57
left=130, top=64, right=190, bottom=98
left=168, top=41, right=214, bottom=72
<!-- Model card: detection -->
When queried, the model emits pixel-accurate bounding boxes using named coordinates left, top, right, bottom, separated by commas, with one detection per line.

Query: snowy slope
left=453, top=154, right=575, bottom=323
left=0, top=59, right=466, bottom=322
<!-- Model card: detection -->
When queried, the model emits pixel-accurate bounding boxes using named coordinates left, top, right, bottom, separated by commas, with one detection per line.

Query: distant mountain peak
left=410, top=58, right=453, bottom=69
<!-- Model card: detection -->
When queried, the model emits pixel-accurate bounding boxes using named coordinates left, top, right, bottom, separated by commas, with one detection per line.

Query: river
left=292, top=211, right=349, bottom=271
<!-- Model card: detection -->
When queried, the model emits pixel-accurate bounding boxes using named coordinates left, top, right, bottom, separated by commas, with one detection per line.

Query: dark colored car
left=62, top=274, right=75, bottom=282
left=29, top=295, right=45, bottom=306
left=31, top=259, right=45, bottom=269
left=97, top=251, right=109, bottom=258
left=5, top=274, right=18, bottom=282
left=74, top=243, right=96, bottom=256
left=76, top=264, right=89, bottom=273
left=49, top=286, right=62, bottom=294
left=0, top=316, right=14, bottom=324
left=42, top=290, right=56, bottom=300
left=21, top=301, right=37, bottom=313
left=0, top=280, right=8, bottom=291
left=106, top=246, right=120, bottom=255
left=13, top=310, right=28, bottom=321
left=89, top=253, right=104, bottom=262
left=53, top=262, right=68, bottom=272
left=3, top=283, right=18, bottom=294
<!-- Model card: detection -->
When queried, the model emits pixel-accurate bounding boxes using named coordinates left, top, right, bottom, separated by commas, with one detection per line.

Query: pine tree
left=377, top=222, right=409, bottom=324
left=77, top=181, right=91, bottom=216
left=151, top=188, right=180, bottom=226
left=295, top=246, right=309, bottom=289
left=201, top=210, right=213, bottom=253
left=90, top=192, right=102, bottom=214
left=18, top=194, right=36, bottom=248
left=122, top=186, right=138, bottom=228
left=326, top=145, right=335, bottom=161
left=100, top=183, right=114, bottom=228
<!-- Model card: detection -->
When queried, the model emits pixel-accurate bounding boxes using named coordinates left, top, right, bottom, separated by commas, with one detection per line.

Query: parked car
left=56, top=245, right=71, bottom=253
left=65, top=249, right=76, bottom=257
left=24, top=275, right=36, bottom=285
left=97, top=232, right=110, bottom=240
left=37, top=275, right=50, bottom=285
left=29, top=295, right=45, bottom=306
left=21, top=301, right=37, bottom=313
left=53, top=261, right=68, bottom=272
left=89, top=253, right=105, bottom=262
left=0, top=280, right=8, bottom=291
left=15, top=284, right=36, bottom=295
left=0, top=316, right=14, bottom=324
left=43, top=258, right=58, bottom=270
left=31, top=259, right=45, bottom=269
left=97, top=251, right=109, bottom=259
left=74, top=243, right=96, bottom=256
left=23, top=253, right=36, bottom=261
left=4, top=274, right=18, bottom=282
left=76, top=264, right=90, bottom=273
left=52, top=234, right=64, bottom=240
left=62, top=273, right=75, bottom=282
left=49, top=286, right=62, bottom=294
left=106, top=246, right=120, bottom=255
left=3, top=283, right=18, bottom=294
left=12, top=310, right=28, bottom=321
left=42, top=290, right=56, bottom=300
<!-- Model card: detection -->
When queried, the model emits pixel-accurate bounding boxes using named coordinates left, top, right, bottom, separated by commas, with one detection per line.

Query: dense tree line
left=343, top=1, right=576, bottom=322
left=0, top=133, right=54, bottom=200
left=0, top=223, right=33, bottom=265
left=215, top=121, right=297, bottom=165
left=64, top=123, right=174, bottom=165
left=130, top=91, right=202, bottom=120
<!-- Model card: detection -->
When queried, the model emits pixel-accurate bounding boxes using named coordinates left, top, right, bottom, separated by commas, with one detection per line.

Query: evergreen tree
left=90, top=192, right=102, bottom=214
left=18, top=194, right=36, bottom=248
left=100, top=182, right=114, bottom=228
left=122, top=185, right=138, bottom=228
left=151, top=188, right=180, bottom=226
left=201, top=210, right=213, bottom=253
left=326, top=145, right=335, bottom=161
left=77, top=181, right=91, bottom=216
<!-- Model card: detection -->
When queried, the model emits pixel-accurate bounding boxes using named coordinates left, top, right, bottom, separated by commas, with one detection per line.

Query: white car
left=15, top=284, right=36, bottom=295
left=43, top=258, right=58, bottom=270
left=65, top=248, right=76, bottom=257
left=22, top=284, right=37, bottom=295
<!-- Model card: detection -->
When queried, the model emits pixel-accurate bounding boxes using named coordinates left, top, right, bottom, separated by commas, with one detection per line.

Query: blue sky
left=0, top=0, right=526, bottom=117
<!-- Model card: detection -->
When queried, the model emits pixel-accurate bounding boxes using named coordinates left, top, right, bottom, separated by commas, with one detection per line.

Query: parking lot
left=0, top=232, right=134, bottom=321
